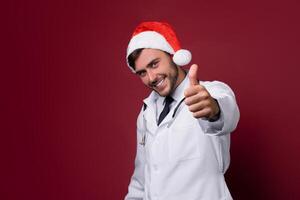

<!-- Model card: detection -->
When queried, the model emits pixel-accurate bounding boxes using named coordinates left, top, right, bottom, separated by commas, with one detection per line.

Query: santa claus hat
left=126, top=21, right=192, bottom=72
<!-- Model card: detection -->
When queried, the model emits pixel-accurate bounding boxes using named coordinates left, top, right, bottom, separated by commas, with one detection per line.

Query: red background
left=2, top=0, right=300, bottom=199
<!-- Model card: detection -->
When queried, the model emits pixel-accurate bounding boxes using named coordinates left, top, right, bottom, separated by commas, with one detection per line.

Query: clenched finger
left=185, top=93, right=208, bottom=106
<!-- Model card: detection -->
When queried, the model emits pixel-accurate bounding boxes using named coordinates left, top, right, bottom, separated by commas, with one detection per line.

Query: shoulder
left=136, top=105, right=144, bottom=127
left=199, top=80, right=236, bottom=98
left=200, top=80, right=231, bottom=89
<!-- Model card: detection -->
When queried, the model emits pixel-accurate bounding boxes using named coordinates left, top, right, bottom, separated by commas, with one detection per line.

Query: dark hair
left=127, top=48, right=144, bottom=70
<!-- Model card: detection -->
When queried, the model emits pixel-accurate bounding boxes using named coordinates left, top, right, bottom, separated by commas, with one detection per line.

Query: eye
left=137, top=71, right=146, bottom=77
left=151, top=61, right=159, bottom=68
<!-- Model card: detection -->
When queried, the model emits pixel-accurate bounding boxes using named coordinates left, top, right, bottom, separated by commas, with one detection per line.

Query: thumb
left=188, top=64, right=199, bottom=86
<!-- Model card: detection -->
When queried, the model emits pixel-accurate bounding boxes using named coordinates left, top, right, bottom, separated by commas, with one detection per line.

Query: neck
left=174, top=67, right=186, bottom=89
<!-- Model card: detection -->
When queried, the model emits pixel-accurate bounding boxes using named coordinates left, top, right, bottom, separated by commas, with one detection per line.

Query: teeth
left=156, top=79, right=164, bottom=87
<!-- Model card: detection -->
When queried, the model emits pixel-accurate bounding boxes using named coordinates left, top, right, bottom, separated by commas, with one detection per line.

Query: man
left=124, top=21, right=240, bottom=200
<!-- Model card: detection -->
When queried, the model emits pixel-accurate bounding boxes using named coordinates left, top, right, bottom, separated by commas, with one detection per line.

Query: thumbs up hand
left=184, top=64, right=220, bottom=120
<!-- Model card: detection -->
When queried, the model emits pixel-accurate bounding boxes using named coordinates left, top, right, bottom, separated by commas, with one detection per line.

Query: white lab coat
left=125, top=76, right=240, bottom=200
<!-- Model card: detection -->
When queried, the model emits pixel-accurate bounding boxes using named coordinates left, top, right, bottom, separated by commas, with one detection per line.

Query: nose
left=148, top=70, right=155, bottom=81
left=147, top=70, right=157, bottom=85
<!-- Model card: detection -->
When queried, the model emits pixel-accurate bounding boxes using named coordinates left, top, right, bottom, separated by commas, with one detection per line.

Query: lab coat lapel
left=143, top=92, right=158, bottom=135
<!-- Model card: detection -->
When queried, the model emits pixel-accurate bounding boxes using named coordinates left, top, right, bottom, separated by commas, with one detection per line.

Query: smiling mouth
left=157, top=79, right=164, bottom=86
left=153, top=78, right=165, bottom=90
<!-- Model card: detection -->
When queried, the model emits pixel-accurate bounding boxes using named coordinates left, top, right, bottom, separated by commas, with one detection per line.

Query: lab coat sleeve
left=125, top=109, right=145, bottom=200
left=197, top=81, right=240, bottom=136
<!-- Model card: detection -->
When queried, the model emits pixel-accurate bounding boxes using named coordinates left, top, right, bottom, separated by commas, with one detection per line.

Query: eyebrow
left=135, top=58, right=160, bottom=74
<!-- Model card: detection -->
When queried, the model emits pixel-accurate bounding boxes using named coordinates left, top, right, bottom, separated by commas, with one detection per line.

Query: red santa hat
left=126, top=21, right=192, bottom=72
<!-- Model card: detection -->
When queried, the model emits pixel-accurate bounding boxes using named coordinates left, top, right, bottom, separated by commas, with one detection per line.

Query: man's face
left=134, top=49, right=179, bottom=97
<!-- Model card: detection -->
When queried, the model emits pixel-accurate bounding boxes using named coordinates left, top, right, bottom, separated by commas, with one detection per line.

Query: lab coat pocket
left=168, top=122, right=201, bottom=162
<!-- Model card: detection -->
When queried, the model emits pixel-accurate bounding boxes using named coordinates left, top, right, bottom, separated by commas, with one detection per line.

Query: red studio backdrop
left=1, top=0, right=300, bottom=199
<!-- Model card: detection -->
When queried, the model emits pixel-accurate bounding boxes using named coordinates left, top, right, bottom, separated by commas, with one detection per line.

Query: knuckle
left=194, top=111, right=202, bottom=118
left=198, top=84, right=205, bottom=89
left=203, top=91, right=209, bottom=98
left=204, top=99, right=211, bottom=107
left=206, top=107, right=212, bottom=114
left=193, top=112, right=199, bottom=118
left=196, top=93, right=203, bottom=101
left=196, top=85, right=202, bottom=91
left=184, top=98, right=191, bottom=105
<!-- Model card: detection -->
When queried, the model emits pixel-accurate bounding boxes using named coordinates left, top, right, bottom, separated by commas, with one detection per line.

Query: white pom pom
left=173, top=49, right=192, bottom=66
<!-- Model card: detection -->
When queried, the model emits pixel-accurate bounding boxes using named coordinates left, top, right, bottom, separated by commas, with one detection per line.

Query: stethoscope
left=139, top=97, right=186, bottom=146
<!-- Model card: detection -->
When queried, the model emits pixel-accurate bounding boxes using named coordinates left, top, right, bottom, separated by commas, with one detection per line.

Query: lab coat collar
left=143, top=89, right=159, bottom=107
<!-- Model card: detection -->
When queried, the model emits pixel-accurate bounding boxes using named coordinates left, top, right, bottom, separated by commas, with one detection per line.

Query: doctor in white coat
left=124, top=21, right=240, bottom=200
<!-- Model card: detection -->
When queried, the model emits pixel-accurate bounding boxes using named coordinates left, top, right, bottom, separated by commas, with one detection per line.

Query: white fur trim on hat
left=126, top=31, right=175, bottom=59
